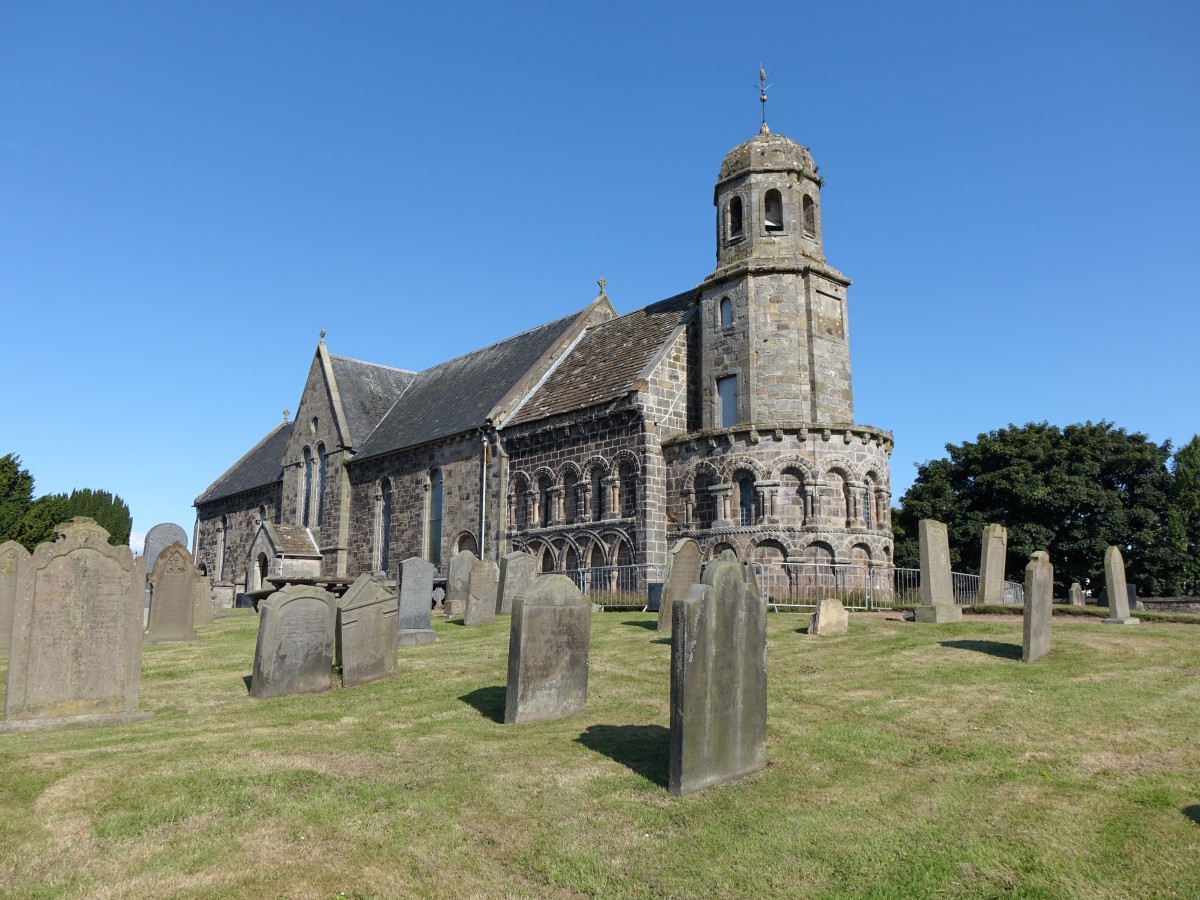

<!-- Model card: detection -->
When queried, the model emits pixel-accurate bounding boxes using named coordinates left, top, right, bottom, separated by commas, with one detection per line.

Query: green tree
left=56, top=489, right=133, bottom=547
left=1173, top=435, right=1200, bottom=594
left=892, top=422, right=1185, bottom=596
left=0, top=453, right=37, bottom=548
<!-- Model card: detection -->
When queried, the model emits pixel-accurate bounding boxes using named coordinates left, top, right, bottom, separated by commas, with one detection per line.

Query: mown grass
left=1, top=609, right=1199, bottom=898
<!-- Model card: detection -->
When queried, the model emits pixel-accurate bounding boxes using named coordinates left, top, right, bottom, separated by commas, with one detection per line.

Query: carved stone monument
left=809, top=597, right=849, bottom=636
left=1103, top=545, right=1138, bottom=626
left=250, top=584, right=337, bottom=698
left=398, top=556, right=436, bottom=646
left=977, top=524, right=1008, bottom=605
left=464, top=557, right=499, bottom=626
left=669, top=552, right=767, bottom=796
left=335, top=574, right=398, bottom=687
left=146, top=542, right=197, bottom=642
left=497, top=551, right=536, bottom=615
left=914, top=519, right=961, bottom=623
left=1068, top=582, right=1084, bottom=607
left=504, top=574, right=592, bottom=725
left=0, top=540, right=30, bottom=654
left=2, top=518, right=152, bottom=731
left=657, top=538, right=702, bottom=634
left=1022, top=551, right=1053, bottom=663
left=446, top=550, right=477, bottom=617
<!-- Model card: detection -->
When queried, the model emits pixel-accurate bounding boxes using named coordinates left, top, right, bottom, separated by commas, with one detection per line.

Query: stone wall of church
left=194, top=483, right=282, bottom=586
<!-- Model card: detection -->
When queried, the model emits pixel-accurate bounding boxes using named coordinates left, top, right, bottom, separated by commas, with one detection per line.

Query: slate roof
left=194, top=420, right=294, bottom=506
left=505, top=291, right=696, bottom=426
left=328, top=355, right=417, bottom=448
left=265, top=522, right=321, bottom=557
left=355, top=308, right=591, bottom=460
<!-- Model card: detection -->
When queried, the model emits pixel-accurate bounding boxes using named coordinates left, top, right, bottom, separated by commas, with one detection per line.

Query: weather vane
left=756, top=64, right=773, bottom=133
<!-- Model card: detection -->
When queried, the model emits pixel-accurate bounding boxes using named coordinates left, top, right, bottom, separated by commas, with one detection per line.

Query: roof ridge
left=329, top=354, right=418, bottom=375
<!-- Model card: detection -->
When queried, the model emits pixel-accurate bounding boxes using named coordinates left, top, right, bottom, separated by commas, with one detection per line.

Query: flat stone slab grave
left=504, top=574, right=592, bottom=724
left=336, top=574, right=398, bottom=687
left=250, top=584, right=337, bottom=699
left=398, top=556, right=436, bottom=646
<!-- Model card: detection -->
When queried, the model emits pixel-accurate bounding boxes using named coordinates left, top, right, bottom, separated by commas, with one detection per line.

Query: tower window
left=717, top=376, right=738, bottom=428
left=803, top=195, right=816, bottom=236
left=729, top=196, right=743, bottom=239
left=764, top=190, right=784, bottom=232
left=719, top=297, right=733, bottom=327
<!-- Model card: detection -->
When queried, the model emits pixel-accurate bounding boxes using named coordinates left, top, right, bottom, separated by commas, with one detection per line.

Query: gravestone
left=669, top=552, right=767, bottom=796
left=645, top=581, right=663, bottom=613
left=977, top=524, right=1008, bottom=605
left=0, top=540, right=30, bottom=654
left=1103, top=546, right=1138, bottom=625
left=142, top=522, right=188, bottom=575
left=1022, top=551, right=1053, bottom=663
left=809, top=597, right=848, bottom=636
left=335, top=574, right=398, bottom=687
left=497, top=551, right=536, bottom=615
left=146, top=542, right=197, bottom=642
left=914, top=519, right=961, bottom=623
left=192, top=572, right=213, bottom=625
left=432, top=586, right=445, bottom=612
left=1068, top=582, right=1084, bottom=607
left=398, top=556, right=437, bottom=646
left=504, top=574, right=592, bottom=724
left=250, top=584, right=337, bottom=698
left=446, top=550, right=477, bottom=617
left=463, top=557, right=499, bottom=626
left=657, top=538, right=702, bottom=634
left=2, top=518, right=153, bottom=732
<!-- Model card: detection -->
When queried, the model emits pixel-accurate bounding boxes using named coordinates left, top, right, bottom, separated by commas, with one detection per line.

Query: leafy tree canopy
left=892, top=422, right=1190, bottom=597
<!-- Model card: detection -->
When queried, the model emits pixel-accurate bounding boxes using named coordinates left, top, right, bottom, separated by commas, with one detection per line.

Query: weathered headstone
left=142, top=522, right=189, bottom=575
left=250, top=584, right=337, bottom=698
left=977, top=523, right=1008, bottom=605
left=432, top=586, right=446, bottom=612
left=1103, top=546, right=1138, bottom=625
left=146, top=542, right=197, bottom=642
left=446, top=550, right=477, bottom=617
left=657, top=538, right=702, bottom=634
left=335, top=574, right=398, bottom=687
left=496, top=551, right=536, bottom=615
left=0, top=540, right=30, bottom=654
left=669, top=552, right=767, bottom=796
left=2, top=518, right=153, bottom=731
left=1022, top=551, right=1053, bottom=663
left=464, top=558, right=499, bottom=626
left=504, top=574, right=592, bottom=724
left=1068, top=582, right=1084, bottom=607
left=192, top=572, right=213, bottom=625
left=914, top=518, right=961, bottom=623
left=809, top=597, right=849, bottom=636
left=398, top=556, right=437, bottom=646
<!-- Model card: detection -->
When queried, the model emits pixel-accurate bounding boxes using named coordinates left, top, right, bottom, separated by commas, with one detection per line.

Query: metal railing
left=749, top=563, right=1025, bottom=611
left=552, top=564, right=664, bottom=610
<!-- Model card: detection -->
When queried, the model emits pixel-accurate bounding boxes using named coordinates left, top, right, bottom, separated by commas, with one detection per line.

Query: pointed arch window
left=316, top=443, right=327, bottom=527
left=301, top=447, right=313, bottom=527
left=803, top=195, right=816, bottom=236
left=427, top=469, right=443, bottom=568
left=764, top=189, right=784, bottom=232
left=729, top=196, right=744, bottom=239
left=379, top=478, right=393, bottom=574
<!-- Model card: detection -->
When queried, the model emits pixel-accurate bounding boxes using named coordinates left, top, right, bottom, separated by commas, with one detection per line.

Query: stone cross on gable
left=597, top=278, right=607, bottom=295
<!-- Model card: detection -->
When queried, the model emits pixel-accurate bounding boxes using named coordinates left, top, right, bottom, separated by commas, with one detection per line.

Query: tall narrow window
left=379, top=478, right=392, bottom=574
left=316, top=444, right=327, bottom=527
left=764, top=189, right=784, bottom=232
left=861, top=478, right=874, bottom=528
left=427, top=469, right=443, bottom=567
left=216, top=515, right=228, bottom=581
left=729, top=196, right=743, bottom=238
left=717, top=376, right=738, bottom=428
left=257, top=505, right=267, bottom=527
left=562, top=471, right=578, bottom=523
left=538, top=476, right=553, bottom=527
left=590, top=470, right=605, bottom=521
left=719, top=296, right=733, bottom=327
left=803, top=195, right=816, bottom=236
left=619, top=462, right=637, bottom=518
left=738, top=475, right=757, bottom=526
left=301, top=447, right=313, bottom=527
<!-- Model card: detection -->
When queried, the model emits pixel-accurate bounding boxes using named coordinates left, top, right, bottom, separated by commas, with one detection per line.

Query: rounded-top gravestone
left=143, top=523, right=188, bottom=574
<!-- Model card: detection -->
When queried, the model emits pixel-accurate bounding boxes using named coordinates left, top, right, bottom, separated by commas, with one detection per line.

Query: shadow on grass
left=459, top=685, right=506, bottom=723
left=940, top=639, right=1023, bottom=660
left=576, top=724, right=669, bottom=787
left=1184, top=805, right=1200, bottom=827
left=242, top=675, right=252, bottom=694
left=622, top=619, right=659, bottom=631
left=651, top=637, right=672, bottom=646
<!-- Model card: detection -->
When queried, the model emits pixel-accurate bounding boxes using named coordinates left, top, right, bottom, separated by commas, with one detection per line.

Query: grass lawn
left=1, top=609, right=1199, bottom=898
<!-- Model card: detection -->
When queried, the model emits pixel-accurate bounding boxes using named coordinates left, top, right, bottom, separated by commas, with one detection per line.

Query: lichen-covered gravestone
left=335, top=574, right=398, bottom=687
left=146, top=542, right=197, bottom=642
left=657, top=538, right=702, bottom=634
left=1103, top=546, right=1138, bottom=626
left=977, top=523, right=1008, bottom=605
left=1022, top=551, right=1053, bottom=663
left=250, top=584, right=337, bottom=698
left=463, top=557, right=499, bottom=626
left=809, top=597, right=848, bottom=636
left=497, top=551, right=536, bottom=615
left=446, top=550, right=477, bottom=617
left=0, top=540, right=30, bottom=654
left=504, top=574, right=592, bottom=724
left=669, top=552, right=767, bottom=796
left=142, top=522, right=189, bottom=575
left=914, top=519, right=961, bottom=623
left=398, top=556, right=436, bottom=646
left=1068, top=583, right=1084, bottom=607
left=2, top=518, right=153, bottom=732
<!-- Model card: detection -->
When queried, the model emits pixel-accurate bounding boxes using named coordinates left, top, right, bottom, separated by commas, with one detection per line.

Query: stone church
left=193, top=123, right=894, bottom=601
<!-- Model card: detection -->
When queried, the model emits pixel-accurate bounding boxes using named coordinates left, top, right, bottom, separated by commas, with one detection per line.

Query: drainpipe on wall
left=478, top=425, right=490, bottom=560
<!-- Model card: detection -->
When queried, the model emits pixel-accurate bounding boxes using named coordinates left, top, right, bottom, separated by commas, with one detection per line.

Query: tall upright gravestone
left=1068, top=583, right=1084, bottom=607
left=504, top=574, right=592, bottom=724
left=977, top=524, right=1008, bottom=605
left=0, top=540, right=30, bottom=654
left=464, top=557, right=499, bottom=626
left=146, top=542, right=197, bottom=642
left=657, top=538, right=702, bottom=634
left=2, top=518, right=153, bottom=731
left=250, top=584, right=337, bottom=698
left=335, top=574, right=398, bottom=687
left=398, top=556, right=437, bottom=646
left=192, top=571, right=213, bottom=626
left=669, top=552, right=767, bottom=796
left=914, top=519, right=961, bottom=623
left=1022, top=551, right=1053, bottom=663
left=446, top=550, right=477, bottom=618
left=497, top=551, right=536, bottom=615
left=1103, top=546, right=1138, bottom=626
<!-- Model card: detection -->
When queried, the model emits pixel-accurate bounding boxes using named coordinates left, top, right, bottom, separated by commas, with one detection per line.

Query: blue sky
left=2, top=1, right=1197, bottom=553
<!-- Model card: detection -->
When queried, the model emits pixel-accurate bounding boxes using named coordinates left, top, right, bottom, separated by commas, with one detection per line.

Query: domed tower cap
left=717, top=131, right=816, bottom=188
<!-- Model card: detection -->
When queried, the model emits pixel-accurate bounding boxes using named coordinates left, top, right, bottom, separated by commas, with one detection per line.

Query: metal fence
left=750, top=563, right=1025, bottom=611
left=552, top=564, right=664, bottom=610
